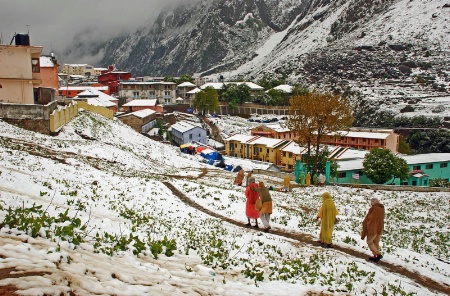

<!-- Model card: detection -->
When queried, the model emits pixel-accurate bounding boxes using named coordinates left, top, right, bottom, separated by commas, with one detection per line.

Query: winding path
left=162, top=181, right=450, bottom=295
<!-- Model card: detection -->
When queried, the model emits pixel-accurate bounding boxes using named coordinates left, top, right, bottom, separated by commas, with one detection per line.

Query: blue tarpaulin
left=225, top=164, right=234, bottom=171
left=200, top=149, right=221, bottom=161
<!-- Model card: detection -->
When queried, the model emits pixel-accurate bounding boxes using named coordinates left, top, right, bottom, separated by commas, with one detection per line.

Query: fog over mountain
left=100, top=0, right=450, bottom=124
left=0, top=0, right=187, bottom=64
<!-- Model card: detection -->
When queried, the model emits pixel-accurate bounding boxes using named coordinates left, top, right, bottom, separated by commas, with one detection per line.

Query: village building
left=0, top=37, right=44, bottom=104
left=38, top=54, right=60, bottom=97
left=121, top=99, right=163, bottom=113
left=171, top=120, right=208, bottom=146
left=118, top=81, right=177, bottom=104
left=61, top=64, right=95, bottom=77
left=97, top=65, right=132, bottom=95
left=72, top=89, right=119, bottom=113
left=117, top=109, right=157, bottom=133
left=177, top=82, right=197, bottom=104
left=59, top=85, right=110, bottom=98
left=251, top=125, right=399, bottom=153
left=224, top=134, right=260, bottom=158
left=200, top=82, right=264, bottom=99
left=321, top=129, right=399, bottom=153
left=336, top=153, right=450, bottom=186
left=247, top=137, right=289, bottom=163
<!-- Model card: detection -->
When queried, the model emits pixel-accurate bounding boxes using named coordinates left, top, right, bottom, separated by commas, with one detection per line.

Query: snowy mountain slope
left=0, top=114, right=449, bottom=295
left=101, top=0, right=449, bottom=123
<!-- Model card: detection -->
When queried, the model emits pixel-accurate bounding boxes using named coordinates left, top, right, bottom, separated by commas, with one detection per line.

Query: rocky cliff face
left=101, top=0, right=327, bottom=76
left=101, top=0, right=450, bottom=122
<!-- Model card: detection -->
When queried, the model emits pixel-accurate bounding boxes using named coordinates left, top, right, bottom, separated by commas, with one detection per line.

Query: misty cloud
left=0, top=0, right=188, bottom=65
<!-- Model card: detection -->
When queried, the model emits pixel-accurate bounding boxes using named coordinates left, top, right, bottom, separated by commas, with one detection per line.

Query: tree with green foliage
left=164, top=76, right=176, bottom=83
left=177, top=74, right=195, bottom=84
left=257, top=77, right=286, bottom=90
left=398, top=135, right=412, bottom=154
left=363, top=148, right=410, bottom=184
left=221, top=83, right=251, bottom=108
left=267, top=89, right=288, bottom=105
left=192, top=86, right=219, bottom=115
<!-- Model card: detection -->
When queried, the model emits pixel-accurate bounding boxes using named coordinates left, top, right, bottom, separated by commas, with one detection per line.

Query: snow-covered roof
left=200, top=82, right=263, bottom=91
left=264, top=124, right=290, bottom=133
left=176, top=97, right=184, bottom=101
left=76, top=89, right=118, bottom=101
left=328, top=130, right=393, bottom=139
left=250, top=137, right=287, bottom=148
left=122, top=109, right=156, bottom=118
left=280, top=141, right=307, bottom=154
left=64, top=86, right=109, bottom=91
left=39, top=56, right=55, bottom=68
left=269, top=84, right=293, bottom=93
left=120, top=81, right=176, bottom=85
left=76, top=97, right=116, bottom=108
left=177, top=82, right=196, bottom=87
left=171, top=121, right=204, bottom=133
left=225, top=134, right=259, bottom=143
left=337, top=153, right=450, bottom=171
left=187, top=87, right=201, bottom=94
left=401, top=153, right=450, bottom=164
left=122, top=99, right=157, bottom=107
left=334, top=148, right=369, bottom=160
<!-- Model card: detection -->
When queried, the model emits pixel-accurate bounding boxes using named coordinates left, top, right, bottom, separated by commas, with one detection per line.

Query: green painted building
left=335, top=153, right=450, bottom=186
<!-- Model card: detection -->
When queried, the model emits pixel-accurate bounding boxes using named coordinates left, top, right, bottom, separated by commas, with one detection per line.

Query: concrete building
left=171, top=121, right=208, bottom=146
left=121, top=99, right=163, bottom=113
left=336, top=153, right=450, bottom=186
left=251, top=125, right=399, bottom=153
left=61, top=64, right=95, bottom=76
left=38, top=54, right=59, bottom=97
left=118, top=109, right=157, bottom=133
left=0, top=40, right=43, bottom=104
left=73, top=89, right=118, bottom=113
left=59, top=85, right=109, bottom=98
left=118, top=82, right=177, bottom=104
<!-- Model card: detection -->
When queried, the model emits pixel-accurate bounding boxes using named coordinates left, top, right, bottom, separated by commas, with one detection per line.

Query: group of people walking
left=315, top=192, right=385, bottom=262
left=244, top=175, right=273, bottom=232
left=237, top=170, right=385, bottom=262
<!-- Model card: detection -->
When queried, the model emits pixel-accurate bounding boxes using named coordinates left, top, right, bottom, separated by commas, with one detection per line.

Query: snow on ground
left=0, top=112, right=449, bottom=295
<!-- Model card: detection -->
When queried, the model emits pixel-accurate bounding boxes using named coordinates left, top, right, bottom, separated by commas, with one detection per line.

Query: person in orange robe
left=245, top=177, right=260, bottom=227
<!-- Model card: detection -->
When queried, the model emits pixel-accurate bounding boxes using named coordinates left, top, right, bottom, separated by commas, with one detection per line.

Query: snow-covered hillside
left=102, top=0, right=449, bottom=122
left=0, top=113, right=449, bottom=295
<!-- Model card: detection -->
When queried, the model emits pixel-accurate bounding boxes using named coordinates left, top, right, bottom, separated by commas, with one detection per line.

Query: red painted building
left=97, top=65, right=132, bottom=95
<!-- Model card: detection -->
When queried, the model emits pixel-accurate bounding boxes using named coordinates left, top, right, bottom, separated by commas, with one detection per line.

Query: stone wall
left=1, top=118, right=51, bottom=135
left=0, top=101, right=57, bottom=120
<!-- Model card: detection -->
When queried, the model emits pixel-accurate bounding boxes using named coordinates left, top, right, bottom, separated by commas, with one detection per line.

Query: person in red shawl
left=245, top=176, right=260, bottom=228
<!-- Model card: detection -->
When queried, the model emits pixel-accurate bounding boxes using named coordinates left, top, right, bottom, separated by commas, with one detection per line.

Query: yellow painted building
left=224, top=134, right=259, bottom=158
left=248, top=137, right=289, bottom=164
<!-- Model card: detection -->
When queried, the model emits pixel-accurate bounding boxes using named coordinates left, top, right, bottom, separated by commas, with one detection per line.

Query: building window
left=440, top=163, right=448, bottom=168
left=31, top=58, right=40, bottom=73
left=189, top=134, right=192, bottom=139
left=426, top=164, right=433, bottom=169
left=413, top=165, right=421, bottom=170
left=338, top=172, right=346, bottom=178
left=400, top=181, right=408, bottom=185
left=289, top=153, right=293, bottom=158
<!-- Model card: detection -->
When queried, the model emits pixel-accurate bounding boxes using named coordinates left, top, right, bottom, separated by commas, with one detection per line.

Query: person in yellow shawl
left=283, top=174, right=290, bottom=192
left=316, top=192, right=339, bottom=247
left=253, top=181, right=273, bottom=232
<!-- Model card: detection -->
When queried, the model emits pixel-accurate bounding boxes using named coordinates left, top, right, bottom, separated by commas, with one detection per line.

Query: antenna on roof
left=26, top=24, right=30, bottom=34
